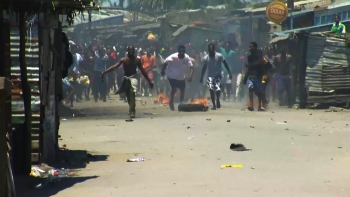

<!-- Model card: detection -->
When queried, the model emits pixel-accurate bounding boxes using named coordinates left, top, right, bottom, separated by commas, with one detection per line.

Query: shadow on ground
left=15, top=175, right=98, bottom=197
left=15, top=150, right=108, bottom=197
left=54, top=149, right=109, bottom=169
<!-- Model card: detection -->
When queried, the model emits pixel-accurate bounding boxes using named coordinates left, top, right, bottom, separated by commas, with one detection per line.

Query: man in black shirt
left=244, top=42, right=267, bottom=111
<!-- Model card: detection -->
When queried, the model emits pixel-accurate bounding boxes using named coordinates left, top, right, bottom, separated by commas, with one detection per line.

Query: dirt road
left=20, top=95, right=350, bottom=197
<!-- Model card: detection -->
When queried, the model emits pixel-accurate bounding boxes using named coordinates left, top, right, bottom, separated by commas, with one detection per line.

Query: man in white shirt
left=200, top=44, right=232, bottom=110
left=161, top=45, right=194, bottom=111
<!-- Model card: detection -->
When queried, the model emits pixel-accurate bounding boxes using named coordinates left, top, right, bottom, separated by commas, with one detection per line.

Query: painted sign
left=266, top=1, right=288, bottom=23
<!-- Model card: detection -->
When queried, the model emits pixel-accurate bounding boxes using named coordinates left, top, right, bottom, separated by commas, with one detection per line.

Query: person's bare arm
left=102, top=59, right=123, bottom=75
left=222, top=59, right=231, bottom=78
left=161, top=63, right=168, bottom=75
left=138, top=61, right=152, bottom=83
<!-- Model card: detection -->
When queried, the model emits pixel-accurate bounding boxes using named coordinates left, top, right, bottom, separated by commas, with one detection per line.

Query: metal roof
left=273, top=19, right=350, bottom=35
left=172, top=25, right=189, bottom=37
left=130, top=23, right=160, bottom=31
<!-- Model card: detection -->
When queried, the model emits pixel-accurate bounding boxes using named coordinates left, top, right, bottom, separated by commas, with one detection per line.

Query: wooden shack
left=270, top=30, right=350, bottom=108
left=305, top=32, right=350, bottom=105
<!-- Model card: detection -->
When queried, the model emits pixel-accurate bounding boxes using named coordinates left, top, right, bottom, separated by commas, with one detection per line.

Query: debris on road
left=127, top=158, right=145, bottom=162
left=285, top=128, right=289, bottom=130
left=30, top=167, right=45, bottom=177
left=220, top=164, right=243, bottom=169
left=227, top=120, right=231, bottom=122
left=125, top=119, right=134, bottom=122
left=188, top=136, right=195, bottom=140
left=187, top=126, right=191, bottom=129
left=251, top=167, right=255, bottom=169
left=250, top=126, right=255, bottom=128
left=206, top=118, right=211, bottom=121
left=230, top=143, right=251, bottom=151
left=35, top=168, right=72, bottom=189
left=325, top=107, right=348, bottom=112
left=277, top=122, right=287, bottom=125
left=144, top=113, right=156, bottom=115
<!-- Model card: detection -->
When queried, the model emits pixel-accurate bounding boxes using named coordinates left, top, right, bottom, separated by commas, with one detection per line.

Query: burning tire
left=178, top=104, right=209, bottom=112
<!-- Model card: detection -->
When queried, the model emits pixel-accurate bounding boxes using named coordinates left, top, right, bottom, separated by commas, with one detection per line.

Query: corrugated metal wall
left=10, top=24, right=41, bottom=165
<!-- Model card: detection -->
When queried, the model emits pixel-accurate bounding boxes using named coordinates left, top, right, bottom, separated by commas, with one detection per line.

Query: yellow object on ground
left=220, top=164, right=243, bottom=168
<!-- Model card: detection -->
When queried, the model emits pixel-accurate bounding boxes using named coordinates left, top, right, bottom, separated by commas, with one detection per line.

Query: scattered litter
left=187, top=126, right=191, bottom=129
left=250, top=126, right=255, bottom=128
left=285, top=128, right=289, bottom=131
left=35, top=168, right=71, bottom=189
left=125, top=119, right=134, bottom=122
left=62, top=144, right=67, bottom=148
left=62, top=119, right=67, bottom=121
left=251, top=167, right=255, bottom=169
left=284, top=121, right=287, bottom=123
left=144, top=113, right=156, bottom=115
left=338, top=147, right=342, bottom=149
left=230, top=143, right=251, bottom=151
left=277, top=122, right=287, bottom=125
left=309, top=113, right=312, bottom=115
left=227, top=120, right=231, bottom=122
left=127, top=158, right=145, bottom=162
left=221, top=164, right=243, bottom=169
left=30, top=167, right=45, bottom=177
left=188, top=136, right=195, bottom=140
left=325, top=107, right=347, bottom=112
left=271, top=111, right=275, bottom=113
left=206, top=118, right=211, bottom=121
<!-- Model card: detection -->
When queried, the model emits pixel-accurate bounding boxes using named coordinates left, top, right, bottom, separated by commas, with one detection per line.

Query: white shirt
left=203, top=52, right=225, bottom=78
left=164, top=53, right=193, bottom=80
left=72, top=53, right=83, bottom=74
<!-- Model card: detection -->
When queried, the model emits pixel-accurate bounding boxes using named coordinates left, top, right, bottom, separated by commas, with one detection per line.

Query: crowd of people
left=62, top=38, right=294, bottom=118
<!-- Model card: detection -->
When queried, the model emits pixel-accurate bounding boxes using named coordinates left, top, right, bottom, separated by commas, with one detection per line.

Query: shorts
left=247, top=76, right=262, bottom=92
left=168, top=78, right=185, bottom=90
left=207, top=76, right=221, bottom=91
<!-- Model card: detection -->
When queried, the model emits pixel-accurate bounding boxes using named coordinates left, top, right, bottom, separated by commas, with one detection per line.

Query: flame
left=154, top=93, right=169, bottom=105
left=190, top=98, right=209, bottom=107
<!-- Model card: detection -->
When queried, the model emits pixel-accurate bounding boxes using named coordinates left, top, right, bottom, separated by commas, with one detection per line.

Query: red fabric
left=110, top=52, right=117, bottom=59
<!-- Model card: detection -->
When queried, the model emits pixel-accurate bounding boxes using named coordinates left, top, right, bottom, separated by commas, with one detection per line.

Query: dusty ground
left=18, top=95, right=350, bottom=197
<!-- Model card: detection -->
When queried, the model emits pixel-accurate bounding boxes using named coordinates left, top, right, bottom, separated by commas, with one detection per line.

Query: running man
left=102, top=45, right=154, bottom=118
left=243, top=42, right=267, bottom=111
left=161, top=45, right=194, bottom=111
left=141, top=48, right=156, bottom=97
left=200, top=44, right=232, bottom=110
